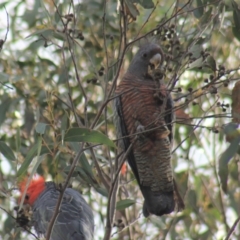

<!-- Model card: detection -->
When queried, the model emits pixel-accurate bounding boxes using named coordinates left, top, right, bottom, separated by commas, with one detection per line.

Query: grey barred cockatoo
left=17, top=176, right=94, bottom=240
left=114, top=42, right=184, bottom=217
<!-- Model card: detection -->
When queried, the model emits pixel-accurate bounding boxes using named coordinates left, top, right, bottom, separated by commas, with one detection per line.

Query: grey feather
left=32, top=182, right=94, bottom=240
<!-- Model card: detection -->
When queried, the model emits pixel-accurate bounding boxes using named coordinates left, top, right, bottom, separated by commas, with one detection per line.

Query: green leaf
left=28, top=39, right=45, bottom=51
left=189, top=44, right=202, bottom=58
left=65, top=164, right=96, bottom=186
left=53, top=31, right=67, bottom=41
left=0, top=97, right=11, bottom=127
left=54, top=3, right=63, bottom=24
left=35, top=122, right=47, bottom=135
left=0, top=141, right=15, bottom=161
left=176, top=171, right=188, bottom=194
left=67, top=166, right=95, bottom=186
left=116, top=199, right=135, bottom=210
left=232, top=0, right=240, bottom=29
left=232, top=0, right=240, bottom=41
left=199, top=7, right=212, bottom=26
left=188, top=58, right=203, bottom=69
left=26, top=28, right=54, bottom=39
left=218, top=136, right=240, bottom=193
left=79, top=152, right=95, bottom=179
left=223, top=122, right=238, bottom=135
left=95, top=187, right=108, bottom=197
left=232, top=27, right=240, bottom=41
left=69, top=142, right=81, bottom=152
left=22, top=9, right=38, bottom=27
left=24, top=107, right=35, bottom=136
left=194, top=0, right=204, bottom=19
left=124, top=0, right=139, bottom=20
left=0, top=72, right=9, bottom=82
left=59, top=68, right=69, bottom=84
left=64, top=128, right=116, bottom=148
left=75, top=167, right=94, bottom=184
left=205, top=55, right=216, bottom=71
left=17, top=137, right=50, bottom=177
left=133, top=0, right=154, bottom=9
left=61, top=112, right=69, bottom=130
left=187, top=189, right=198, bottom=212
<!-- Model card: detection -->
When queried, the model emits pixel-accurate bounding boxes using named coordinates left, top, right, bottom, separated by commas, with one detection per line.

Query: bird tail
left=142, top=179, right=184, bottom=217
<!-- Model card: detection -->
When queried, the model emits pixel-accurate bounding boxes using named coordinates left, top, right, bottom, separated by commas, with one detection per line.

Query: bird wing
left=114, top=89, right=140, bottom=184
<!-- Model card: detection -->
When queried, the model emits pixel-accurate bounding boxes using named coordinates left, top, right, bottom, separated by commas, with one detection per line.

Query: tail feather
left=141, top=180, right=184, bottom=217
left=142, top=187, right=175, bottom=217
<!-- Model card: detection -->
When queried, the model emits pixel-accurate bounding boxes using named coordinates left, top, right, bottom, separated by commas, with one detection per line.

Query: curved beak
left=149, top=53, right=162, bottom=69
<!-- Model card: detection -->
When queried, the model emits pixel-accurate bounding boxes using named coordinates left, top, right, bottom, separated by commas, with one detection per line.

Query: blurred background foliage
left=0, top=0, right=240, bottom=239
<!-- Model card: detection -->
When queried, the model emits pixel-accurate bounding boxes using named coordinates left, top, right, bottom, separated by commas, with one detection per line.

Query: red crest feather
left=19, top=176, right=46, bottom=205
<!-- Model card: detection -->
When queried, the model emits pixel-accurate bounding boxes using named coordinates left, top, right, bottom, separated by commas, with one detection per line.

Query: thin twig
left=121, top=0, right=127, bottom=47
left=224, top=216, right=240, bottom=240
left=89, top=147, right=109, bottom=190
left=102, top=0, right=109, bottom=95
left=68, top=92, right=84, bottom=127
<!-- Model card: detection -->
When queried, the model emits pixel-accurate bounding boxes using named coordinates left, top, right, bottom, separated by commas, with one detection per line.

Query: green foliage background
left=0, top=0, right=240, bottom=239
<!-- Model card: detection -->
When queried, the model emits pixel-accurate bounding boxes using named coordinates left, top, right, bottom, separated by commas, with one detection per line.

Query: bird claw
left=148, top=68, right=165, bottom=81
left=153, top=68, right=164, bottom=80
left=136, top=123, right=146, bottom=139
left=15, top=204, right=33, bottom=228
left=137, top=124, right=145, bottom=132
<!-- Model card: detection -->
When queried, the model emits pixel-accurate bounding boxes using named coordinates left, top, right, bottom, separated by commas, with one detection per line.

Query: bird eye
left=143, top=53, right=147, bottom=58
left=25, top=195, right=29, bottom=200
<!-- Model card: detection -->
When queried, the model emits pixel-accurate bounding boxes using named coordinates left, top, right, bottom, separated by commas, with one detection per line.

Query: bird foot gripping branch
left=14, top=204, right=33, bottom=230
left=15, top=176, right=94, bottom=240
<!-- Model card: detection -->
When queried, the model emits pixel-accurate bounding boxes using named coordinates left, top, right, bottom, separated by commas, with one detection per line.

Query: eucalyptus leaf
left=116, top=199, right=135, bottom=210
left=218, top=137, right=240, bottom=193
left=0, top=141, right=15, bottom=161
left=0, top=97, right=11, bottom=127
left=124, top=0, right=139, bottom=20
left=205, top=55, right=216, bottom=71
left=232, top=27, right=240, bottom=41
left=188, top=58, right=203, bottom=69
left=95, top=187, right=108, bottom=197
left=64, top=128, right=116, bottom=148
left=133, top=0, right=154, bottom=9
left=17, top=137, right=50, bottom=177
left=0, top=72, right=9, bottom=82
left=35, top=122, right=47, bottom=135
left=194, top=0, right=204, bottom=19
left=26, top=29, right=54, bottom=39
